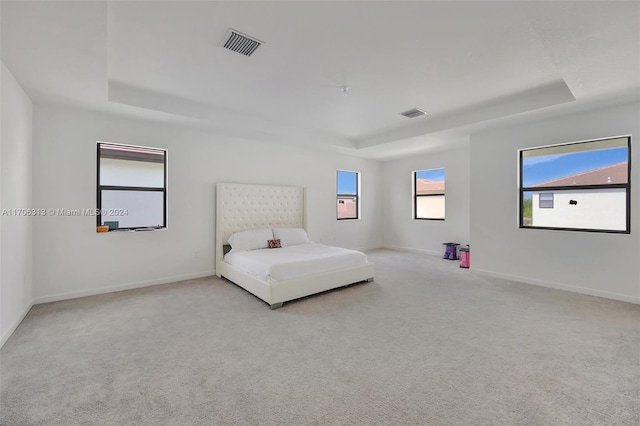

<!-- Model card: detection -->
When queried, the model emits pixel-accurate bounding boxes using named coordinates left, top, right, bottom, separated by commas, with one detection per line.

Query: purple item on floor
left=442, top=243, right=460, bottom=260
left=449, top=246, right=458, bottom=260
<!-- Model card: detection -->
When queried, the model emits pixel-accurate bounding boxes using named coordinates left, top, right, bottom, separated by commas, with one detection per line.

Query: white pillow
left=272, top=228, right=310, bottom=246
left=227, top=228, right=273, bottom=252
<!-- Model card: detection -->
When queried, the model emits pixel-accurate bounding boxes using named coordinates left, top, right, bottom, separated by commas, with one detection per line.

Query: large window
left=97, top=142, right=167, bottom=231
left=337, top=170, right=359, bottom=220
left=519, top=136, right=630, bottom=233
left=414, top=168, right=445, bottom=220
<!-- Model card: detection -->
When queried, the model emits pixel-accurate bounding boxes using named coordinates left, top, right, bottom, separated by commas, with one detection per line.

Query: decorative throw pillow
left=268, top=239, right=282, bottom=249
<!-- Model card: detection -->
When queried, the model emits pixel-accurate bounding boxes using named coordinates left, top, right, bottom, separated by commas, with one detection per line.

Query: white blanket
left=224, top=243, right=368, bottom=283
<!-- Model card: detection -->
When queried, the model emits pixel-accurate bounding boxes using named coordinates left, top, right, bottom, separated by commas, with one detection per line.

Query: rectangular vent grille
left=221, top=29, right=263, bottom=56
left=400, top=108, right=427, bottom=118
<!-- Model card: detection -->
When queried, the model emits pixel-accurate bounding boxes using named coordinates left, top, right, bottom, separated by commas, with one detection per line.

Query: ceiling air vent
left=400, top=108, right=427, bottom=118
left=221, top=29, right=263, bottom=56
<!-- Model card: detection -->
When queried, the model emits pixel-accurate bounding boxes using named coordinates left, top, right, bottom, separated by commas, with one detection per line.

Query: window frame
left=414, top=169, right=445, bottom=221
left=96, top=142, right=168, bottom=231
left=336, top=170, right=359, bottom=220
left=519, top=136, right=631, bottom=234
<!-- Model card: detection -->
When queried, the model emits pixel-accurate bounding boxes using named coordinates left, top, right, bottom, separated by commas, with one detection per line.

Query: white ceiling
left=2, top=1, right=639, bottom=160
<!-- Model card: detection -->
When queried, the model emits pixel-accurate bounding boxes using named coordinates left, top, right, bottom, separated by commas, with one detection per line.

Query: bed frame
left=215, top=183, right=375, bottom=309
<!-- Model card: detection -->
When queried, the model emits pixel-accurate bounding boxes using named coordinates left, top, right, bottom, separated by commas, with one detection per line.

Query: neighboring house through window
left=520, top=136, right=630, bottom=233
left=414, top=168, right=445, bottom=220
left=337, top=170, right=359, bottom=220
left=97, top=142, right=167, bottom=231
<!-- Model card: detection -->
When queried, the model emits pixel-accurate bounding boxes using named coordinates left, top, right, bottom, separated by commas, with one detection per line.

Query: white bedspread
left=224, top=243, right=368, bottom=283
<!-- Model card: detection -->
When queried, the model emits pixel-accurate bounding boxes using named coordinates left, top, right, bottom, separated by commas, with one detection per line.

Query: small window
left=520, top=136, right=630, bottom=233
left=414, top=168, right=445, bottom=220
left=539, top=193, right=554, bottom=208
left=97, top=142, right=167, bottom=231
left=337, top=170, right=359, bottom=220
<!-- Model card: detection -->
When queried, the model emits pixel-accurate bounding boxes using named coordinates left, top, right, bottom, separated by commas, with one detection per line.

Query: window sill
left=518, top=225, right=629, bottom=234
left=97, top=227, right=167, bottom=234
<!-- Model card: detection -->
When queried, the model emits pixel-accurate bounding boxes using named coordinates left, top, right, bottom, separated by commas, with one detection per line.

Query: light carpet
left=1, top=249, right=639, bottom=425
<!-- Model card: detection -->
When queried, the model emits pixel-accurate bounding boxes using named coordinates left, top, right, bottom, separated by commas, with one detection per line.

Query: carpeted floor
left=1, top=249, right=639, bottom=425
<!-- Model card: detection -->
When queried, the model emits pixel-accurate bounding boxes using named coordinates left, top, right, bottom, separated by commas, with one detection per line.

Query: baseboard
left=354, top=245, right=383, bottom=252
left=472, top=268, right=640, bottom=305
left=33, top=270, right=216, bottom=305
left=1, top=302, right=34, bottom=349
left=382, top=245, right=442, bottom=257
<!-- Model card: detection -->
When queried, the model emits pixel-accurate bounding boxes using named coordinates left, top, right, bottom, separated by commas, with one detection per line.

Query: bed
left=215, top=183, right=375, bottom=309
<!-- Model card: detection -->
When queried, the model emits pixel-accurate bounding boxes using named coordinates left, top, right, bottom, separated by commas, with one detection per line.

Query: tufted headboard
left=215, top=183, right=306, bottom=275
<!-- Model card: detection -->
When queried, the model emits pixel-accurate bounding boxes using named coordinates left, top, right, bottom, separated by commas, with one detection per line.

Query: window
left=414, top=168, right=445, bottom=220
left=539, top=193, right=554, bottom=208
left=337, top=170, right=359, bottom=220
left=519, top=136, right=630, bottom=233
left=97, top=142, right=167, bottom=231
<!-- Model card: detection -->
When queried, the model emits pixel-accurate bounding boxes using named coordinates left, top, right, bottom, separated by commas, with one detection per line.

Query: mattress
left=224, top=243, right=368, bottom=283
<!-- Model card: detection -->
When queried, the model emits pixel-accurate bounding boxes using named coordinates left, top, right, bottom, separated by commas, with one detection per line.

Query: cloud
left=522, top=153, right=569, bottom=166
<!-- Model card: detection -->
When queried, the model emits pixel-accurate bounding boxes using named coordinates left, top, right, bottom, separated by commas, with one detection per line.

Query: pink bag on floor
left=459, top=247, right=470, bottom=268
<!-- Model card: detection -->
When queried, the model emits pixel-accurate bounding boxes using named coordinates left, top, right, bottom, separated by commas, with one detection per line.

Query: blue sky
left=337, top=170, right=358, bottom=194
left=522, top=147, right=627, bottom=187
left=415, top=168, right=445, bottom=182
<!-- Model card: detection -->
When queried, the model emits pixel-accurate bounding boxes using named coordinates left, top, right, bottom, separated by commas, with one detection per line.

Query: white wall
left=32, top=105, right=382, bottom=302
left=1, top=63, right=33, bottom=347
left=100, top=158, right=164, bottom=187
left=532, top=189, right=626, bottom=231
left=471, top=102, right=640, bottom=303
left=416, top=196, right=445, bottom=220
left=381, top=145, right=471, bottom=255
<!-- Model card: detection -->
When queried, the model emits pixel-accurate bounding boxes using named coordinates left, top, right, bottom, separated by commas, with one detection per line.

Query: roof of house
left=530, top=162, right=628, bottom=188
left=416, top=179, right=445, bottom=195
